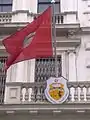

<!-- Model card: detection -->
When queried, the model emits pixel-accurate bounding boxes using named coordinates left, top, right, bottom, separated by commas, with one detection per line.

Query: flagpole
left=51, top=0, right=58, bottom=77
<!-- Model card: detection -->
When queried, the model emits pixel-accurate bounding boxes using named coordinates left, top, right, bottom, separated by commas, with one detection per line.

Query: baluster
left=71, top=87, right=75, bottom=102
left=28, top=88, right=32, bottom=102
left=55, top=15, right=58, bottom=24
left=67, top=85, right=71, bottom=102
left=25, top=87, right=29, bottom=102
left=21, top=88, right=26, bottom=103
left=36, top=86, right=41, bottom=102
left=20, top=88, right=23, bottom=103
left=31, top=87, right=35, bottom=102
left=80, top=86, right=84, bottom=102
left=86, top=85, right=90, bottom=102
left=68, top=87, right=73, bottom=102
left=74, top=87, right=78, bottom=102
left=83, top=87, right=86, bottom=101
left=78, top=87, right=81, bottom=102
left=61, top=15, right=64, bottom=24
left=42, top=86, right=47, bottom=102
left=40, top=87, right=43, bottom=102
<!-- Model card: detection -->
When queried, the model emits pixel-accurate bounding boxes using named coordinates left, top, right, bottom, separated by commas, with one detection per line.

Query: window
left=0, top=57, right=7, bottom=104
left=35, top=56, right=62, bottom=82
left=0, top=0, right=12, bottom=12
left=38, top=0, right=60, bottom=13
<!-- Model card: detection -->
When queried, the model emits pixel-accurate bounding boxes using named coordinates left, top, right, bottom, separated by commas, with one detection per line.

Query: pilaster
left=12, top=0, right=37, bottom=22
left=68, top=51, right=76, bottom=81
left=62, top=51, right=69, bottom=79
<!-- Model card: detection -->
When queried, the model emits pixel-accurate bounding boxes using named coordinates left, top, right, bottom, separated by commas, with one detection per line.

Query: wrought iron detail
left=0, top=57, right=7, bottom=104
left=35, top=56, right=62, bottom=82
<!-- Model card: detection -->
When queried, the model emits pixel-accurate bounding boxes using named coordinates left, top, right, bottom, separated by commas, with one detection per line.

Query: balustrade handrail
left=4, top=81, right=90, bottom=104
left=0, top=12, right=12, bottom=15
left=68, top=81, right=90, bottom=87
left=6, top=81, right=46, bottom=87
left=6, top=81, right=90, bottom=86
left=0, top=12, right=64, bottom=24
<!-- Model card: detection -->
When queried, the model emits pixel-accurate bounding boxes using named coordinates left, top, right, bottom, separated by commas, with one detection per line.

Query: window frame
left=38, top=0, right=61, bottom=13
left=0, top=0, right=12, bottom=12
left=35, top=56, right=62, bottom=82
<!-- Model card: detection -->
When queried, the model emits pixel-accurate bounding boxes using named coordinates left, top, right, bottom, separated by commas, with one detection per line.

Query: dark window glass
left=0, top=6, right=1, bottom=11
left=38, top=0, right=60, bottom=13
left=38, top=0, right=59, bottom=2
left=38, top=4, right=51, bottom=12
left=0, top=57, right=7, bottom=104
left=2, top=6, right=12, bottom=12
left=38, top=3, right=60, bottom=13
left=0, top=0, right=12, bottom=4
left=35, top=56, right=62, bottom=82
left=0, top=0, right=12, bottom=12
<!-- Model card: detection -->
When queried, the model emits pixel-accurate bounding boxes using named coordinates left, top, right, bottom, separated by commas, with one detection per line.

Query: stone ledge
left=0, top=103, right=90, bottom=113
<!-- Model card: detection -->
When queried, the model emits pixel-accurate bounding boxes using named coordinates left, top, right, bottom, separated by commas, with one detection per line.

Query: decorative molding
left=85, top=42, right=90, bottom=50
left=9, top=88, right=18, bottom=99
left=67, top=30, right=77, bottom=38
left=1, top=103, right=90, bottom=112
left=5, top=86, right=21, bottom=104
left=12, top=10, right=29, bottom=15
left=82, top=0, right=90, bottom=1
left=86, top=58, right=90, bottom=68
left=81, top=27, right=90, bottom=33
left=83, top=11, right=90, bottom=14
left=63, top=11, right=78, bottom=15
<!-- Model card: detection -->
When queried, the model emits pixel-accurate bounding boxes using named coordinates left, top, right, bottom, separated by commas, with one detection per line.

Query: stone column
left=4, top=63, right=21, bottom=104
left=28, top=0, right=38, bottom=13
left=29, top=59, right=35, bottom=82
left=15, top=62, right=25, bottom=82
left=12, top=0, right=31, bottom=11
left=68, top=51, right=76, bottom=81
left=24, top=59, right=35, bottom=83
left=62, top=51, right=69, bottom=79
left=12, top=0, right=37, bottom=22
left=6, top=64, right=17, bottom=82
left=65, top=51, right=69, bottom=80
left=61, top=0, right=77, bottom=12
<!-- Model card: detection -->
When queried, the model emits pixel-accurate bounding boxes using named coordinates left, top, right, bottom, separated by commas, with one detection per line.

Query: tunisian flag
left=3, top=7, right=53, bottom=70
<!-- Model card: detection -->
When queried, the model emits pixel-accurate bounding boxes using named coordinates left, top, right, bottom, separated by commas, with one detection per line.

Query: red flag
left=3, top=7, right=53, bottom=70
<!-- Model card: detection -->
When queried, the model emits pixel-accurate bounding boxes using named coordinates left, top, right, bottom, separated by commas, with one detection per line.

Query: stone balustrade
left=0, top=69, right=90, bottom=104
left=32, top=13, right=64, bottom=24
left=0, top=12, right=12, bottom=23
left=19, top=81, right=90, bottom=104
left=0, top=12, right=77, bottom=24
left=0, top=12, right=64, bottom=24
left=0, top=75, right=6, bottom=104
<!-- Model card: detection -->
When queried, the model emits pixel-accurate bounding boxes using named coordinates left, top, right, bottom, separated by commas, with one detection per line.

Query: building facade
left=0, top=0, right=90, bottom=120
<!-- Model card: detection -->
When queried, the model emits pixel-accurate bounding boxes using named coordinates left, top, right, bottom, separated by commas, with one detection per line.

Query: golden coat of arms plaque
left=45, top=77, right=69, bottom=104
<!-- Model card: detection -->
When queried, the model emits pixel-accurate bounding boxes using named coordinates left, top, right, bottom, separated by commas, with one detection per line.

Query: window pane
left=38, top=4, right=50, bottom=12
left=2, top=6, right=12, bottom=12
left=0, top=0, right=12, bottom=4
left=38, top=0, right=60, bottom=2
left=55, top=3, right=60, bottom=13
left=38, top=3, right=60, bottom=13
left=38, top=0, right=50, bottom=2
left=35, top=57, right=61, bottom=82
left=0, top=0, right=2, bottom=4
left=0, top=6, right=2, bottom=12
